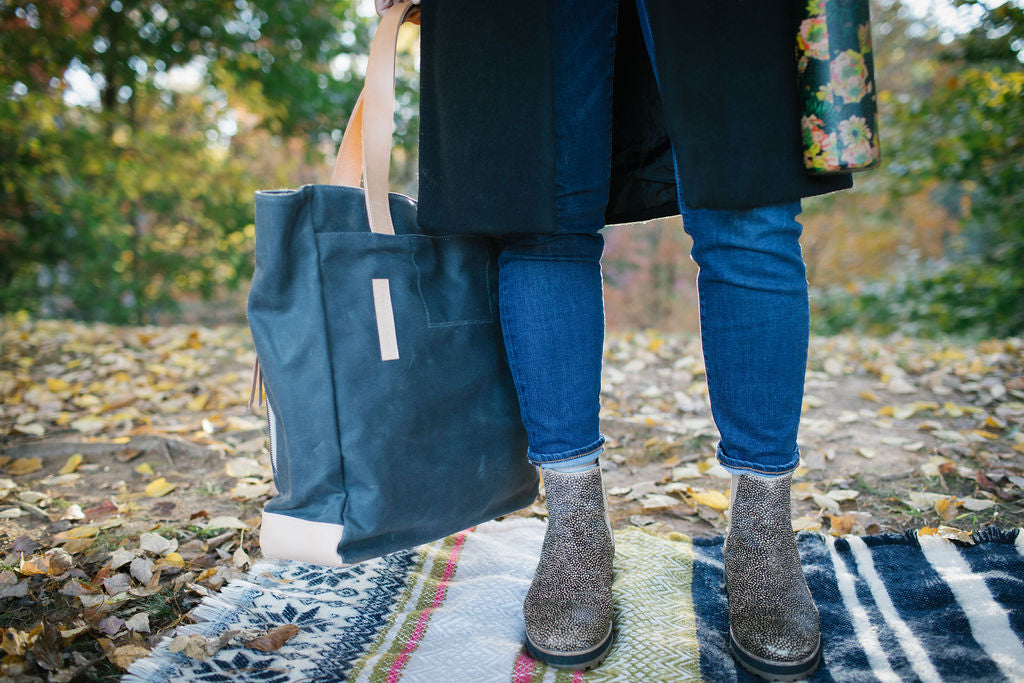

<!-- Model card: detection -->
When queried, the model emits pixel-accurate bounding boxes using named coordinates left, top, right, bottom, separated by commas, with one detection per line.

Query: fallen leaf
left=70, top=416, right=106, bottom=433
left=825, top=489, right=860, bottom=502
left=828, top=514, right=856, bottom=535
left=935, top=497, right=959, bottom=522
left=232, top=546, right=250, bottom=570
left=6, top=457, right=42, bottom=475
left=52, top=526, right=99, bottom=543
left=103, top=573, right=132, bottom=596
left=138, top=532, right=177, bottom=556
left=936, top=525, right=975, bottom=544
left=856, top=447, right=876, bottom=459
left=135, top=462, right=154, bottom=476
left=792, top=515, right=822, bottom=532
left=144, top=477, right=176, bottom=497
left=907, top=491, right=950, bottom=510
left=1, top=624, right=42, bottom=656
left=229, top=479, right=270, bottom=500
left=812, top=493, right=841, bottom=515
left=204, top=515, right=248, bottom=530
left=58, top=453, right=83, bottom=474
left=244, top=624, right=300, bottom=653
left=97, top=615, right=125, bottom=636
left=639, top=493, right=680, bottom=510
left=85, top=500, right=120, bottom=521
left=13, top=422, right=46, bottom=436
left=125, top=612, right=151, bottom=633
left=108, top=645, right=150, bottom=669
left=960, top=497, right=996, bottom=512
left=671, top=464, right=702, bottom=480
left=691, top=489, right=730, bottom=511
left=225, top=458, right=262, bottom=478
left=130, top=557, right=154, bottom=584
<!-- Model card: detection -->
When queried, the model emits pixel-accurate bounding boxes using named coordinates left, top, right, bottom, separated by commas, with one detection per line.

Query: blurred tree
left=808, top=0, right=1024, bottom=338
left=0, top=0, right=419, bottom=322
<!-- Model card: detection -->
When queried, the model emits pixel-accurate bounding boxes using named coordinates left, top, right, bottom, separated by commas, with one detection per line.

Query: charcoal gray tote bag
left=246, top=0, right=537, bottom=566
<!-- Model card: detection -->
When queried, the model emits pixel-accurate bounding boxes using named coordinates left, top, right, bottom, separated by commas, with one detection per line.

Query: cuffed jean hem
left=715, top=442, right=801, bottom=476
left=528, top=434, right=607, bottom=467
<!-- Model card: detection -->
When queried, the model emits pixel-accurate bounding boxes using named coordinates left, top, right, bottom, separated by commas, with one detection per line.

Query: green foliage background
left=0, top=0, right=418, bottom=323
left=807, top=0, right=1024, bottom=338
left=0, top=0, right=1021, bottom=338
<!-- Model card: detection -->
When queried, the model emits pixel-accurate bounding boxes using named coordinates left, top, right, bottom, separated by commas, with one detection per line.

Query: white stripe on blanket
left=398, top=519, right=545, bottom=682
left=826, top=536, right=901, bottom=682
left=847, top=536, right=942, bottom=683
left=919, top=534, right=1024, bottom=683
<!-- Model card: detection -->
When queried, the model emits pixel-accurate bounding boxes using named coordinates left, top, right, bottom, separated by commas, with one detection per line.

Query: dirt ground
left=1, top=318, right=1022, bottom=680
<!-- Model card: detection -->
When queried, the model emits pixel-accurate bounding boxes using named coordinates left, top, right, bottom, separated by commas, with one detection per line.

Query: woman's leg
left=633, top=0, right=822, bottom=677
left=501, top=0, right=619, bottom=670
left=679, top=202, right=808, bottom=476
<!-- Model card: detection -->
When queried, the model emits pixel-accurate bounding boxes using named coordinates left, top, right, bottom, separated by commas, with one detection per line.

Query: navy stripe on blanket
left=854, top=533, right=1006, bottom=681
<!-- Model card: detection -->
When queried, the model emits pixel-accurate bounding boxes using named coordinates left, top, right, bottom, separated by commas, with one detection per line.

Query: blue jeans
left=497, top=0, right=808, bottom=476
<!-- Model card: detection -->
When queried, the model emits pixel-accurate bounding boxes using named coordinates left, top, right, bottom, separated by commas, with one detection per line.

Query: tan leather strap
left=330, top=90, right=364, bottom=187
left=328, top=0, right=418, bottom=235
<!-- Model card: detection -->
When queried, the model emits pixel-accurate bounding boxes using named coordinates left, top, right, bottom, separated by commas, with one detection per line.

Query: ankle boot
left=523, top=466, right=615, bottom=669
left=724, top=472, right=822, bottom=681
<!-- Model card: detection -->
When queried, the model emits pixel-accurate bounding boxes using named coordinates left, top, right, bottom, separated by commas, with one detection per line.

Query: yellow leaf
left=692, top=489, right=730, bottom=511
left=59, top=453, right=83, bottom=474
left=163, top=552, right=185, bottom=567
left=61, top=537, right=94, bottom=554
left=1, top=624, right=42, bottom=656
left=944, top=401, right=963, bottom=417
left=877, top=405, right=894, bottom=417
left=985, top=415, right=1006, bottom=430
left=858, top=390, right=880, bottom=402
left=648, top=338, right=664, bottom=353
left=918, top=526, right=940, bottom=536
left=135, top=462, right=154, bottom=476
left=934, top=498, right=959, bottom=522
left=971, top=430, right=999, bottom=440
left=144, top=477, right=176, bottom=497
left=187, top=393, right=209, bottom=411
left=46, top=378, right=70, bottom=393
left=18, top=556, right=51, bottom=576
left=6, top=457, right=42, bottom=475
left=53, top=526, right=99, bottom=542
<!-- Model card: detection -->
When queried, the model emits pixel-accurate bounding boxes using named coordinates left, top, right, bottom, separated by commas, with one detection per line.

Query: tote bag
left=246, top=0, right=538, bottom=566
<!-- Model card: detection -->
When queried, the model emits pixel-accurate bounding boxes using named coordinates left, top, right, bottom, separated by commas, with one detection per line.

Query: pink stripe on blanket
left=387, top=529, right=470, bottom=682
left=512, top=651, right=535, bottom=683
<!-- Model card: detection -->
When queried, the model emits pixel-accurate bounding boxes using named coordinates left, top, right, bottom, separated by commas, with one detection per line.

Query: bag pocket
left=411, top=235, right=497, bottom=327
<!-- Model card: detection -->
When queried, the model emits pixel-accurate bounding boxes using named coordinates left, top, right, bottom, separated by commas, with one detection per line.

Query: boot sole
left=525, top=622, right=614, bottom=670
left=729, top=628, right=822, bottom=681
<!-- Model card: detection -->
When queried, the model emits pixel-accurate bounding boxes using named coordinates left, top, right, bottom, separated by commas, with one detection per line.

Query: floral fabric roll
left=796, top=0, right=881, bottom=174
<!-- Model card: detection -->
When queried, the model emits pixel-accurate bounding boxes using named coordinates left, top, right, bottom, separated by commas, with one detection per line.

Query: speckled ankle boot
left=724, top=472, right=822, bottom=681
left=523, top=466, right=615, bottom=670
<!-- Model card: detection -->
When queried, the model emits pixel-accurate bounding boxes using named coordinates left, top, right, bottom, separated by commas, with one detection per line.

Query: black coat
left=415, top=0, right=853, bottom=236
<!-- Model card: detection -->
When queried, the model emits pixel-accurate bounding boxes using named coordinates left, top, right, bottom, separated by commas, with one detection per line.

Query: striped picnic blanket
left=124, top=518, right=1024, bottom=682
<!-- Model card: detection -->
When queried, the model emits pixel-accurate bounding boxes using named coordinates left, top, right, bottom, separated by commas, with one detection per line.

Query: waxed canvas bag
left=246, top=1, right=537, bottom=566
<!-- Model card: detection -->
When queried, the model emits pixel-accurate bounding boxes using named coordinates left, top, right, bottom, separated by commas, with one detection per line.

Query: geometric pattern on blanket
left=124, top=518, right=1024, bottom=682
